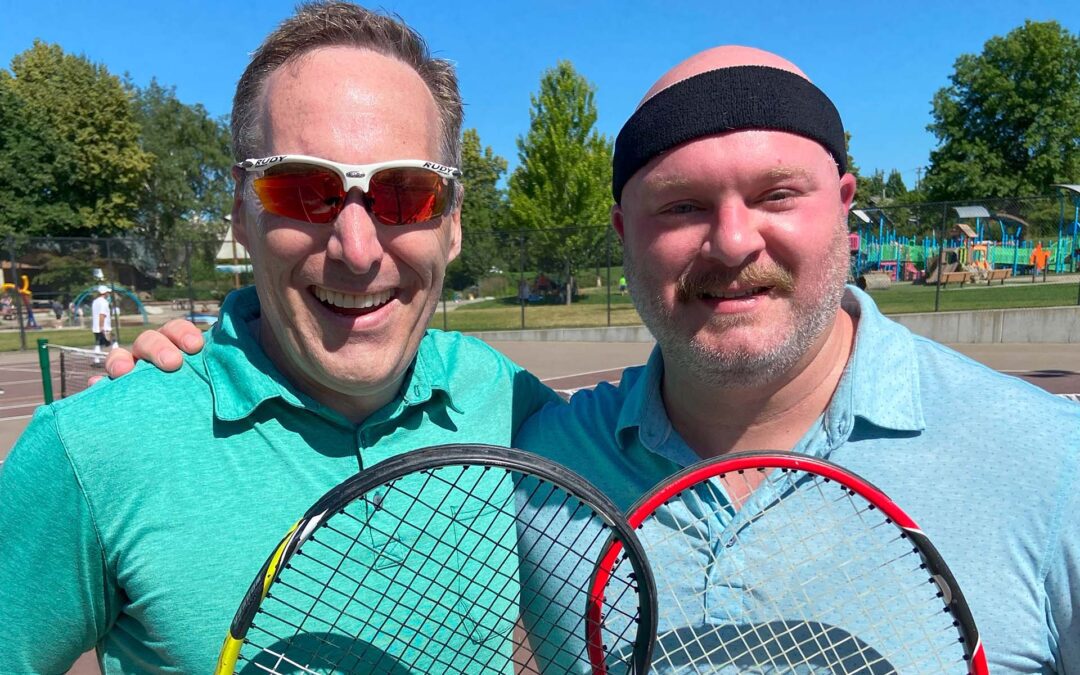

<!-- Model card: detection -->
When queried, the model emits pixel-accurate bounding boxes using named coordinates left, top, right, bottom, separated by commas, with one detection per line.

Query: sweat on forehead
left=612, top=64, right=846, bottom=203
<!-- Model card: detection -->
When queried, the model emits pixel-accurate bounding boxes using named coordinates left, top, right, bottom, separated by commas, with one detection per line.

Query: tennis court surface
left=0, top=338, right=1077, bottom=675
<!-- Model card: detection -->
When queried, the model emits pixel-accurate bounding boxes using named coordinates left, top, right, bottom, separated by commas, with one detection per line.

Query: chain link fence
left=5, top=194, right=1080, bottom=348
left=2, top=235, right=245, bottom=351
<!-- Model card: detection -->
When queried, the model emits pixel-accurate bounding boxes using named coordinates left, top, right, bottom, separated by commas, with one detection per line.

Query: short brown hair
left=231, top=1, right=462, bottom=166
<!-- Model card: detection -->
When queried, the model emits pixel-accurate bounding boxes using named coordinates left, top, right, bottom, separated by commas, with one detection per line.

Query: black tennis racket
left=214, top=444, right=657, bottom=674
left=596, top=451, right=987, bottom=674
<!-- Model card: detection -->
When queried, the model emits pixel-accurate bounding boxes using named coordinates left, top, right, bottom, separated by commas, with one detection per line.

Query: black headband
left=612, top=65, right=846, bottom=203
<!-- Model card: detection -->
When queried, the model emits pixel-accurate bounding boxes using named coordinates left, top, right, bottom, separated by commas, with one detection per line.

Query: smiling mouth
left=699, top=286, right=772, bottom=300
left=311, top=286, right=395, bottom=316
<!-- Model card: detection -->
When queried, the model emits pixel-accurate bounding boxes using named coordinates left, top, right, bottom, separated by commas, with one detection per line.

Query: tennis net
left=44, top=343, right=107, bottom=399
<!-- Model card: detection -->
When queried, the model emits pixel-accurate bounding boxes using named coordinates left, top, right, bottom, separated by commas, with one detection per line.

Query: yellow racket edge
left=213, top=520, right=302, bottom=675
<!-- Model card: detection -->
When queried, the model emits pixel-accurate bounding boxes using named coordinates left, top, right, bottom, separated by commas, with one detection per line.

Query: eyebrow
left=641, top=174, right=692, bottom=191
left=642, top=166, right=815, bottom=191
left=763, top=166, right=815, bottom=182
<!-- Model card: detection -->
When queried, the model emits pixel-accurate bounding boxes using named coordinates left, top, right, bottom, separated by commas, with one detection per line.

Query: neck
left=662, top=308, right=856, bottom=458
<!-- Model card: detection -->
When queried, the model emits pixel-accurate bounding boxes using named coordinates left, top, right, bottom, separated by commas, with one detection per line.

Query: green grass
left=0, top=324, right=167, bottom=352
left=5, top=278, right=1078, bottom=349
left=867, top=279, right=1080, bottom=314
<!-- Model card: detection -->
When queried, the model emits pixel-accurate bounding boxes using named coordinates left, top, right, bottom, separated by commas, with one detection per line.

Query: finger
left=127, top=330, right=186, bottom=373
left=104, top=347, right=138, bottom=379
left=160, top=319, right=205, bottom=354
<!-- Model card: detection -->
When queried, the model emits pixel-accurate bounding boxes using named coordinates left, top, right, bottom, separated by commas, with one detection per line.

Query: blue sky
left=2, top=1, right=1078, bottom=192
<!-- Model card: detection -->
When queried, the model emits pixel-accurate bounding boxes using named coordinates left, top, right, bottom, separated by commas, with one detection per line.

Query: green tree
left=923, top=20, right=1080, bottom=200
left=3, top=41, right=151, bottom=236
left=131, top=79, right=232, bottom=266
left=885, top=169, right=907, bottom=198
left=0, top=72, right=74, bottom=238
left=508, top=61, right=613, bottom=303
left=447, top=128, right=509, bottom=291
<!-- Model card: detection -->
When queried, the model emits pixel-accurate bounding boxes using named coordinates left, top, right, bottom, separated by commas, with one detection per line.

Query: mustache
left=676, top=263, right=796, bottom=302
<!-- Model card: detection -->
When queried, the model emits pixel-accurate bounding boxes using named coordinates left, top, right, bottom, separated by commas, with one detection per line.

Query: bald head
left=611, top=46, right=845, bottom=203
left=641, top=46, right=808, bottom=106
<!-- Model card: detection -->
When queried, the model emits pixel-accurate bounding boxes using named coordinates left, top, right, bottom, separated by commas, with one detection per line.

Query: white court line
left=539, top=366, right=627, bottom=383
left=0, top=400, right=43, bottom=412
left=0, top=413, right=34, bottom=422
left=0, top=378, right=46, bottom=386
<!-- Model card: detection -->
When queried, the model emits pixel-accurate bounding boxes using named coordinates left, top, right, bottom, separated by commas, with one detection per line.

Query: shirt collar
left=615, top=345, right=669, bottom=451
left=837, top=286, right=925, bottom=432
left=201, top=287, right=459, bottom=423
left=613, top=285, right=925, bottom=451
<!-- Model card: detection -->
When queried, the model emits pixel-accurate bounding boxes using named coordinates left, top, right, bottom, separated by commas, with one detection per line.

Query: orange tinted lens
left=252, top=164, right=345, bottom=224
left=367, top=168, right=449, bottom=225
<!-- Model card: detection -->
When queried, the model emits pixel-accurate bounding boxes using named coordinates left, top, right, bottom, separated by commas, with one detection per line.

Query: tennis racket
left=215, top=444, right=657, bottom=674
left=596, top=451, right=987, bottom=674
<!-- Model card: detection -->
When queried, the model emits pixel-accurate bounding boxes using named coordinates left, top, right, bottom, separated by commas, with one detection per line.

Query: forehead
left=259, top=46, right=441, bottom=160
left=632, top=130, right=837, bottom=193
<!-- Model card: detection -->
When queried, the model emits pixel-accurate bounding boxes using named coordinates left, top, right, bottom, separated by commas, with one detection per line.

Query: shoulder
left=911, top=335, right=1080, bottom=417
left=40, top=352, right=210, bottom=463
left=518, top=366, right=642, bottom=449
left=422, top=330, right=525, bottom=376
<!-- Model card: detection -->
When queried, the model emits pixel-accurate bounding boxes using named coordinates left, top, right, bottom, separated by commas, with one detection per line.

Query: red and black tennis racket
left=215, top=444, right=656, bottom=674
left=593, top=451, right=987, bottom=674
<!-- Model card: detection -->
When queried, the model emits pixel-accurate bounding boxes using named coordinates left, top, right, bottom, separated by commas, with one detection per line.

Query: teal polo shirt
left=0, top=286, right=559, bottom=674
left=517, top=287, right=1080, bottom=673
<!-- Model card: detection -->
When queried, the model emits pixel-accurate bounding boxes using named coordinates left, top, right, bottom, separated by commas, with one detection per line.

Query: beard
left=624, top=217, right=851, bottom=389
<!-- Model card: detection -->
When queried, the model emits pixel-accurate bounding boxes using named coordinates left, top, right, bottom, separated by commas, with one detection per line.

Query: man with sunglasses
left=115, top=44, right=1080, bottom=672
left=0, top=3, right=559, bottom=672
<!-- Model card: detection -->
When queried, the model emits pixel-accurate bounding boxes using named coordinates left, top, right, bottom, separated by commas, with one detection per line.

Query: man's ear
left=447, top=205, right=462, bottom=263
left=611, top=203, right=627, bottom=241
left=231, top=165, right=251, bottom=249
left=839, top=172, right=857, bottom=212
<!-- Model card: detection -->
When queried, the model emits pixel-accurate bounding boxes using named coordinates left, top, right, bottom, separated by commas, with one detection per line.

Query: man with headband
left=520, top=46, right=1079, bottom=672
left=106, top=46, right=1078, bottom=670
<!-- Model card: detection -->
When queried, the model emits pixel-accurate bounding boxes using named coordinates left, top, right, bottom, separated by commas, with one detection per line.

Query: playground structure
left=0, top=273, right=39, bottom=328
left=850, top=193, right=1079, bottom=286
left=71, top=284, right=150, bottom=327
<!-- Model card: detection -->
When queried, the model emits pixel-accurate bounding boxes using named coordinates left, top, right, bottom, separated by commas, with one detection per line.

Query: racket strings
left=242, top=467, right=521, bottom=673
left=641, top=467, right=969, bottom=673
left=237, top=463, right=646, bottom=674
left=510, top=477, right=646, bottom=670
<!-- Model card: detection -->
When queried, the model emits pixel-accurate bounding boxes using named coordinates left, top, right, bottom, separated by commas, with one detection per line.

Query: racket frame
left=214, top=444, right=658, bottom=674
left=600, top=450, right=988, bottom=675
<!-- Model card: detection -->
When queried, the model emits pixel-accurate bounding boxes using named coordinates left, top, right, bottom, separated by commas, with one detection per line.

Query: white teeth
left=705, top=288, right=761, bottom=299
left=314, top=287, right=393, bottom=310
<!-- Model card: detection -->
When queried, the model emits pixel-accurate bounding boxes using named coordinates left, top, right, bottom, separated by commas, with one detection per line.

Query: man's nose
left=326, top=193, right=384, bottom=274
left=700, top=201, right=766, bottom=267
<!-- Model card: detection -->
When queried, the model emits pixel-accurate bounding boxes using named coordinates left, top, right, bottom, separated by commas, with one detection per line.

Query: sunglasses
left=237, top=155, right=461, bottom=226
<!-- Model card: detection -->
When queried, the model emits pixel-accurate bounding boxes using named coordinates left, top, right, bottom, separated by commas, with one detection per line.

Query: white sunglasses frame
left=235, top=154, right=462, bottom=221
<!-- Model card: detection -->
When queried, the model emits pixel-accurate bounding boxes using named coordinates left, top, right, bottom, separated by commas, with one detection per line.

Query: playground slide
left=923, top=259, right=959, bottom=285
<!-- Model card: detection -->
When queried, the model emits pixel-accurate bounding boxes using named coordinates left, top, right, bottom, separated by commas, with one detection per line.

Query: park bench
left=939, top=271, right=972, bottom=287
left=986, top=268, right=1011, bottom=285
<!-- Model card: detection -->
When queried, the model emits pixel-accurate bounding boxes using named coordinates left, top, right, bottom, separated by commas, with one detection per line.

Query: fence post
left=106, top=239, right=121, bottom=345
left=934, top=204, right=948, bottom=312
left=37, top=338, right=53, bottom=404
left=186, top=241, right=196, bottom=317
left=605, top=225, right=612, bottom=327
left=519, top=234, right=526, bottom=330
left=9, top=237, right=26, bottom=350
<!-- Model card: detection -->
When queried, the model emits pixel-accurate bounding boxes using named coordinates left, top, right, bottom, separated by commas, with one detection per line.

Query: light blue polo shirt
left=0, top=286, right=560, bottom=674
left=517, top=287, right=1080, bottom=674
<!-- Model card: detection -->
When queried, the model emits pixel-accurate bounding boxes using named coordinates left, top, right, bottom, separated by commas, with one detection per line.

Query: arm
left=104, top=318, right=205, bottom=379
left=0, top=408, right=117, bottom=671
left=1046, top=466, right=1079, bottom=672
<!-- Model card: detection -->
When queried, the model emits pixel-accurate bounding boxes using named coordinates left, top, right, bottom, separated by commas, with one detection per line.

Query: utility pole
left=915, top=167, right=923, bottom=192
